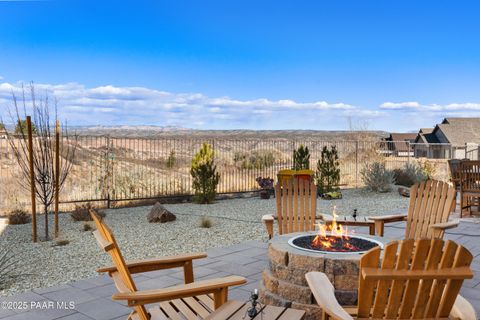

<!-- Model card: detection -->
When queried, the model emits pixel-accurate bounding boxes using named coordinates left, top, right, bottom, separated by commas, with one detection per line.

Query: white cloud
left=0, top=81, right=373, bottom=129
left=4, top=81, right=478, bottom=131
left=380, top=101, right=480, bottom=112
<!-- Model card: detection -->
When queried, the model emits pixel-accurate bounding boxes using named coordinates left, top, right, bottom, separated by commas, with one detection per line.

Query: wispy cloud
left=0, top=81, right=378, bottom=129
left=2, top=81, right=480, bottom=131
left=380, top=101, right=480, bottom=112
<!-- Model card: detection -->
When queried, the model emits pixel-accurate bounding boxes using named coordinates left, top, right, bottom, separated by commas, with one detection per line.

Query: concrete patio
left=1, top=220, right=480, bottom=320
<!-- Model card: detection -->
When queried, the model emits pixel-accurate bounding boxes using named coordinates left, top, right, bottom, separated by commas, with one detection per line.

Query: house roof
left=414, top=128, right=440, bottom=144
left=419, top=128, right=433, bottom=134
left=442, top=117, right=480, bottom=125
left=389, top=133, right=417, bottom=142
left=435, top=120, right=480, bottom=146
left=422, top=132, right=441, bottom=144
left=386, top=133, right=417, bottom=151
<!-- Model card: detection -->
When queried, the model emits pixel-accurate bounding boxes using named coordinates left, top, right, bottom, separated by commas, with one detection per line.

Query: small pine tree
left=316, top=146, right=341, bottom=194
left=166, top=150, right=176, bottom=169
left=190, top=143, right=220, bottom=204
left=293, top=144, right=310, bottom=170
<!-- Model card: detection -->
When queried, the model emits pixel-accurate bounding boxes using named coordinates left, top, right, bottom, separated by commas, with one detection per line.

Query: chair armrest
left=97, top=252, right=207, bottom=274
left=369, top=214, right=407, bottom=237
left=368, top=213, right=408, bottom=222
left=430, top=220, right=459, bottom=231
left=262, top=214, right=274, bottom=239
left=450, top=295, right=477, bottom=320
left=112, top=275, right=246, bottom=307
left=262, top=214, right=274, bottom=222
left=305, top=272, right=354, bottom=320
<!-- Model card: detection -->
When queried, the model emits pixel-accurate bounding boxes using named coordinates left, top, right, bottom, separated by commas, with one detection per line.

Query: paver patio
left=1, top=219, right=480, bottom=320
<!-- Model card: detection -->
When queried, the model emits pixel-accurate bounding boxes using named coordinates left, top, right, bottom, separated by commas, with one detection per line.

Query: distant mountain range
left=70, top=125, right=388, bottom=140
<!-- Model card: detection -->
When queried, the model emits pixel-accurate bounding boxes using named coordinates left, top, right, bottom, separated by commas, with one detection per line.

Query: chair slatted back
left=405, top=180, right=456, bottom=239
left=275, top=178, right=316, bottom=235
left=448, top=159, right=462, bottom=189
left=460, top=160, right=480, bottom=193
left=358, top=238, right=473, bottom=319
left=90, top=210, right=150, bottom=320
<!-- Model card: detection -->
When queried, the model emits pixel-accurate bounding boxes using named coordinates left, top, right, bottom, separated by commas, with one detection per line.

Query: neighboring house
left=413, top=128, right=445, bottom=158
left=0, top=129, right=7, bottom=139
left=383, top=133, right=417, bottom=157
left=413, top=118, right=480, bottom=159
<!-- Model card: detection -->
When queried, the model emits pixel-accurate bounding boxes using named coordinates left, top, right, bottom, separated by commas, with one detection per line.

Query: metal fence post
left=407, top=141, right=410, bottom=164
left=106, top=135, right=112, bottom=209
left=355, top=140, right=359, bottom=188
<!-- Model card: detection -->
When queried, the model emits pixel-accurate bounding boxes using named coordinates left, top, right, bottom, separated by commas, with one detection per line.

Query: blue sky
left=1, top=0, right=480, bottom=131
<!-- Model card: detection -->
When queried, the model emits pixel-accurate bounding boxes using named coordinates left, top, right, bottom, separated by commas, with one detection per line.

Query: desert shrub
left=393, top=163, right=428, bottom=187
left=361, top=162, right=394, bottom=192
left=316, top=146, right=341, bottom=194
left=71, top=203, right=106, bottom=221
left=7, top=209, right=31, bottom=225
left=191, top=143, right=220, bottom=204
left=0, top=243, right=18, bottom=289
left=14, top=119, right=37, bottom=134
left=293, top=145, right=310, bottom=170
left=420, top=160, right=436, bottom=179
left=200, top=216, right=213, bottom=228
left=166, top=150, right=176, bottom=169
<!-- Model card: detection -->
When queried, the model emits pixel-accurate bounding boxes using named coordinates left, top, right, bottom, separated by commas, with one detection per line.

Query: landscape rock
left=147, top=202, right=176, bottom=223
left=398, top=186, right=410, bottom=198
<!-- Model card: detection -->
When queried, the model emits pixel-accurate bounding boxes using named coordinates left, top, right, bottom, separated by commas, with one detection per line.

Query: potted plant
left=256, top=177, right=274, bottom=199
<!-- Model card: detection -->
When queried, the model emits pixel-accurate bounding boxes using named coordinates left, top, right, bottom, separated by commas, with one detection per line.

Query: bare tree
left=346, top=117, right=378, bottom=141
left=2, top=84, right=77, bottom=240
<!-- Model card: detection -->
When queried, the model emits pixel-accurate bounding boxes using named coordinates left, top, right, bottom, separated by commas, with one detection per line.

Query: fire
left=312, top=206, right=358, bottom=251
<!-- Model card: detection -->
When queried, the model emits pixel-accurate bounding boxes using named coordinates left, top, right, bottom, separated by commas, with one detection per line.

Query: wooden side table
left=322, top=214, right=376, bottom=235
left=207, top=300, right=305, bottom=320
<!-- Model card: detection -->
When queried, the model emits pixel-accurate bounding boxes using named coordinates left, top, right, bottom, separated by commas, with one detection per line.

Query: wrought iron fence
left=0, top=136, right=454, bottom=212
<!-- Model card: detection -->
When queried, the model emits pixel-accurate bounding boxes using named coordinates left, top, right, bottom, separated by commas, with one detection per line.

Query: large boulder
left=148, top=202, right=176, bottom=223
left=398, top=186, right=410, bottom=198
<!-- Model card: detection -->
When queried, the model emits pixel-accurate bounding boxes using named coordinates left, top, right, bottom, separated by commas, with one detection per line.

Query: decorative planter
left=260, top=190, right=271, bottom=199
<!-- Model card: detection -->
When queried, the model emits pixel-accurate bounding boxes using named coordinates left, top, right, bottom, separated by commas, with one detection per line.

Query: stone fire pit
left=260, top=231, right=389, bottom=320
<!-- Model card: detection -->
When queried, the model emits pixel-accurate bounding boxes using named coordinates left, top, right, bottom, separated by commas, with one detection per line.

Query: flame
left=312, top=205, right=358, bottom=252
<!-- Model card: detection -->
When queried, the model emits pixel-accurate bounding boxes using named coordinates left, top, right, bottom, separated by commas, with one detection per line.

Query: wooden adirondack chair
left=448, top=159, right=463, bottom=190
left=306, top=238, right=476, bottom=320
left=262, top=179, right=317, bottom=239
left=369, top=180, right=458, bottom=238
left=89, top=209, right=246, bottom=320
left=459, top=160, right=480, bottom=217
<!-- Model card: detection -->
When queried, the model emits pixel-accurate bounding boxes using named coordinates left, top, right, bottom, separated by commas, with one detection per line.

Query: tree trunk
left=44, top=205, right=49, bottom=240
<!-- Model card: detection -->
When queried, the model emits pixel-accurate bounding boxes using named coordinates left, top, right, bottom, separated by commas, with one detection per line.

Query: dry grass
left=7, top=209, right=31, bottom=225
left=82, top=222, right=94, bottom=232
left=53, top=239, right=70, bottom=247
left=199, top=216, right=213, bottom=228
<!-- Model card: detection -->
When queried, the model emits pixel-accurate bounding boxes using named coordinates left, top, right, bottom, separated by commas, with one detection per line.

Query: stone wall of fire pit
left=260, top=231, right=388, bottom=320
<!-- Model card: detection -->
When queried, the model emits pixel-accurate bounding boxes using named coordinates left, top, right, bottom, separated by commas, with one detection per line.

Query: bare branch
left=5, top=84, right=77, bottom=240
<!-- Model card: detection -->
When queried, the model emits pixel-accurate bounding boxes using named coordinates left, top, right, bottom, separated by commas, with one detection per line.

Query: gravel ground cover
left=0, top=188, right=408, bottom=296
